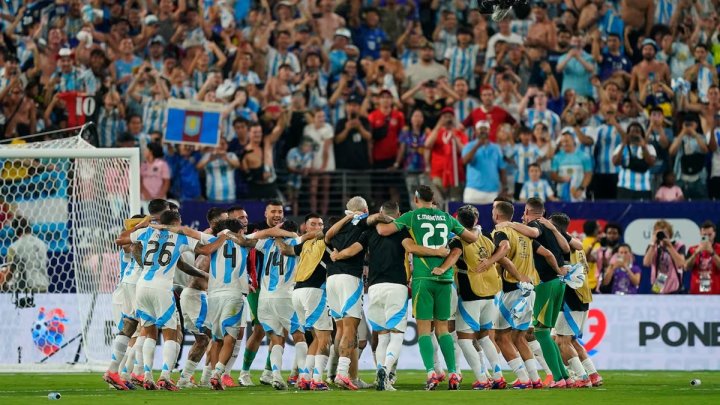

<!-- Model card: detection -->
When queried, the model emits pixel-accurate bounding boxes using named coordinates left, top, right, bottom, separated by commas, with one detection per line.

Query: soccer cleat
left=385, top=382, right=397, bottom=391
left=177, top=377, right=197, bottom=389
left=376, top=367, right=387, bottom=391
left=130, top=372, right=145, bottom=385
left=296, top=378, right=311, bottom=390
left=436, top=372, right=447, bottom=383
left=334, top=375, right=358, bottom=390
left=388, top=371, right=397, bottom=385
left=564, top=378, right=575, bottom=388
left=272, top=376, right=288, bottom=390
left=158, top=377, right=179, bottom=392
left=259, top=370, right=273, bottom=385
left=425, top=373, right=441, bottom=391
left=472, top=380, right=493, bottom=390
left=103, top=371, right=129, bottom=391
left=511, top=379, right=533, bottom=389
left=221, top=374, right=236, bottom=388
left=287, top=374, right=298, bottom=386
left=209, top=376, right=224, bottom=391
left=542, top=374, right=553, bottom=387
left=123, top=380, right=137, bottom=390
left=532, top=379, right=543, bottom=389
left=574, top=378, right=592, bottom=388
left=448, top=373, right=461, bottom=390
left=238, top=371, right=255, bottom=387
left=548, top=379, right=567, bottom=389
left=311, top=381, right=330, bottom=391
left=589, top=373, right=603, bottom=387
left=143, top=379, right=158, bottom=390
left=491, top=377, right=507, bottom=389
left=354, top=378, right=373, bottom=389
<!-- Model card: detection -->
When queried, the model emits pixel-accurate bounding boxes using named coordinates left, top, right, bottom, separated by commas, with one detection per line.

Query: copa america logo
left=31, top=307, right=68, bottom=355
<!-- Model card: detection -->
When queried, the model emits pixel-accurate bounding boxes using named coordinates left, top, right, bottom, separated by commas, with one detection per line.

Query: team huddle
left=103, top=185, right=603, bottom=392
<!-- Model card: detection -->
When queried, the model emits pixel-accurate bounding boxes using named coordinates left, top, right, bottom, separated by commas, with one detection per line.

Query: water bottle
left=48, top=392, right=61, bottom=400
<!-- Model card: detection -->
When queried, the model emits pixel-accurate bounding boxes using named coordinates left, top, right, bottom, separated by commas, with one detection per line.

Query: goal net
left=0, top=133, right=140, bottom=372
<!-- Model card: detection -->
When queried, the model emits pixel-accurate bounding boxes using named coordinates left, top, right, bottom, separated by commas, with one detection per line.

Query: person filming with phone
left=643, top=220, right=686, bottom=294
left=685, top=221, right=720, bottom=294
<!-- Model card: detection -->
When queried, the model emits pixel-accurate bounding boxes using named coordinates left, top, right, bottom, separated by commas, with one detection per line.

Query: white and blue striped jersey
left=170, top=84, right=197, bottom=100
left=131, top=228, right=200, bottom=291
left=434, top=30, right=457, bottom=62
left=266, top=47, right=301, bottom=81
left=400, top=49, right=420, bottom=69
left=255, top=237, right=301, bottom=299
left=119, top=250, right=136, bottom=284
left=202, top=152, right=238, bottom=202
left=97, top=107, right=126, bottom=148
left=141, top=97, right=167, bottom=134
left=453, top=97, right=480, bottom=124
left=697, top=66, right=714, bottom=103
left=614, top=144, right=656, bottom=192
left=511, top=143, right=542, bottom=183
left=329, top=97, right=347, bottom=126
left=233, top=70, right=262, bottom=87
left=524, top=109, right=562, bottom=141
left=445, top=44, right=480, bottom=89
left=591, top=124, right=623, bottom=174
left=190, top=70, right=209, bottom=91
left=519, top=179, right=555, bottom=201
left=655, top=0, right=676, bottom=25
left=208, top=238, right=250, bottom=295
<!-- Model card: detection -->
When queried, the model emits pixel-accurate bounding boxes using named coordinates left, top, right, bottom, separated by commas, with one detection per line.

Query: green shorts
left=533, top=278, right=566, bottom=328
left=412, top=279, right=452, bottom=321
left=247, top=290, right=260, bottom=326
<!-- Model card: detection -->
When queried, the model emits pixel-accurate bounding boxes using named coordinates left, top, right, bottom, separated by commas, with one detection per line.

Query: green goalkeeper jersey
left=394, top=207, right=466, bottom=283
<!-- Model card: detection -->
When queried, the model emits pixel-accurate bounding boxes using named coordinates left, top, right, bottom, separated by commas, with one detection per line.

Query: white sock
left=451, top=331, right=461, bottom=375
left=160, top=340, right=178, bottom=379
left=582, top=358, right=598, bottom=375
left=528, top=340, right=551, bottom=375
left=303, top=355, right=315, bottom=380
left=290, top=347, right=298, bottom=376
left=430, top=334, right=443, bottom=374
left=224, top=340, right=242, bottom=376
left=508, top=357, right=529, bottom=382
left=270, top=345, right=284, bottom=379
left=120, top=344, right=134, bottom=375
left=294, top=342, right=308, bottom=378
left=475, top=345, right=488, bottom=375
left=337, top=356, right=351, bottom=378
left=200, top=365, right=212, bottom=384
left=385, top=333, right=404, bottom=370
left=133, top=336, right=145, bottom=375
left=313, top=354, right=328, bottom=382
left=569, top=357, right=587, bottom=379
left=328, top=345, right=339, bottom=376
left=213, top=362, right=226, bottom=379
left=142, top=338, right=156, bottom=380
left=525, top=359, right=540, bottom=381
left=183, top=360, right=198, bottom=379
left=479, top=336, right=503, bottom=379
left=375, top=334, right=390, bottom=369
left=458, top=339, right=487, bottom=382
left=109, top=335, right=130, bottom=373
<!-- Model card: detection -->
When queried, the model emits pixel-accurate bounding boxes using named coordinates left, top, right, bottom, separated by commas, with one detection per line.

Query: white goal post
left=0, top=134, right=140, bottom=372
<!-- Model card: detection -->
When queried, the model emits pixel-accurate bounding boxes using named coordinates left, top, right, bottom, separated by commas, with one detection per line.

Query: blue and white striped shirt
left=266, top=47, right=301, bottom=81
left=233, top=70, right=262, bottom=87
left=655, top=0, right=676, bottom=25
left=141, top=97, right=167, bottom=134
left=615, top=144, right=656, bottom=192
left=697, top=66, right=714, bottom=103
left=97, top=107, right=126, bottom=148
left=208, top=239, right=250, bottom=295
left=400, top=49, right=420, bottom=70
left=255, top=237, right=301, bottom=298
left=519, top=179, right=555, bottom=201
left=453, top=97, right=480, bottom=124
left=524, top=109, right=562, bottom=140
left=591, top=124, right=623, bottom=174
left=434, top=30, right=457, bottom=62
left=130, top=228, right=199, bottom=291
left=119, top=250, right=135, bottom=283
left=511, top=143, right=542, bottom=183
left=445, top=44, right=480, bottom=89
left=202, top=152, right=239, bottom=202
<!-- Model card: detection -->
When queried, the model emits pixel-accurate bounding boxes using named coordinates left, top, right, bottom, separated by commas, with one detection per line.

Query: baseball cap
left=335, top=28, right=352, bottom=39
left=440, top=106, right=455, bottom=116
left=561, top=126, right=575, bottom=135
left=150, top=35, right=165, bottom=45
left=641, top=38, right=658, bottom=51
left=144, top=14, right=159, bottom=25
left=378, top=88, right=393, bottom=97
left=475, top=120, right=490, bottom=130
left=57, top=48, right=74, bottom=59
left=347, top=93, right=363, bottom=104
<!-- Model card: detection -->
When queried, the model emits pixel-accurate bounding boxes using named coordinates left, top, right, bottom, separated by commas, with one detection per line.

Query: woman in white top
left=304, top=108, right=335, bottom=215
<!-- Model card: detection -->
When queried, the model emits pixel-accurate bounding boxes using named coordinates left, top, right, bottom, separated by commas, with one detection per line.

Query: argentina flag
left=164, top=98, right=223, bottom=147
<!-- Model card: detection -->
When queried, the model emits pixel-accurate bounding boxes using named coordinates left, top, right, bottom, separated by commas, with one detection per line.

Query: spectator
left=369, top=89, right=405, bottom=170
left=495, top=73, right=523, bottom=121
left=461, top=121, right=506, bottom=204
left=444, top=26, right=479, bottom=92
left=5, top=217, right=49, bottom=293
left=670, top=113, right=710, bottom=200
left=432, top=10, right=458, bottom=63
left=519, top=88, right=562, bottom=141
left=643, top=220, right=687, bottom=294
left=587, top=104, right=625, bottom=199
left=1, top=82, right=36, bottom=140
left=402, top=77, right=457, bottom=128
left=350, top=7, right=388, bottom=60
left=684, top=43, right=717, bottom=104
left=96, top=85, right=127, bottom=148
left=451, top=78, right=479, bottom=125
left=655, top=172, right=684, bottom=202
left=487, top=17, right=523, bottom=63
left=533, top=121, right=555, bottom=175
left=398, top=109, right=429, bottom=194
left=462, top=85, right=515, bottom=142
left=286, top=137, right=315, bottom=215
left=166, top=144, right=202, bottom=201
left=519, top=163, right=556, bottom=202
left=630, top=39, right=670, bottom=98
left=551, top=132, right=592, bottom=202
left=425, top=107, right=466, bottom=202
left=510, top=127, right=543, bottom=198
left=557, top=35, right=597, bottom=98
left=365, top=41, right=404, bottom=99
left=334, top=94, right=372, bottom=171
left=197, top=138, right=241, bottom=202
left=602, top=243, right=642, bottom=295
left=404, top=41, right=449, bottom=98
left=685, top=221, right=720, bottom=294
left=304, top=109, right=335, bottom=215
left=315, top=0, right=346, bottom=44
left=645, top=107, right=673, bottom=179
left=596, top=33, right=632, bottom=82
left=612, top=122, right=656, bottom=200
left=526, top=2, right=557, bottom=51
left=710, top=128, right=720, bottom=200
left=140, top=142, right=171, bottom=202
left=242, top=123, right=278, bottom=200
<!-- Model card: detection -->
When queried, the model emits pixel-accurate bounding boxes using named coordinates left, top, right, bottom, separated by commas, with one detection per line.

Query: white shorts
left=112, top=282, right=137, bottom=330
left=555, top=307, right=587, bottom=337
left=463, top=187, right=499, bottom=205
left=495, top=290, right=535, bottom=331
left=367, top=283, right=409, bottom=333
left=135, top=285, right=178, bottom=329
left=180, top=288, right=210, bottom=335
left=449, top=283, right=458, bottom=321
left=258, top=296, right=302, bottom=335
left=208, top=293, right=245, bottom=339
left=327, top=274, right=363, bottom=320
left=292, top=287, right=333, bottom=331
left=456, top=298, right=498, bottom=333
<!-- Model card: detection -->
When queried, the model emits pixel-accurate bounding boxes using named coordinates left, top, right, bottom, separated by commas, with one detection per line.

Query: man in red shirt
left=425, top=107, right=468, bottom=201
left=686, top=221, right=720, bottom=294
left=462, top=85, right=515, bottom=142
left=369, top=89, right=405, bottom=168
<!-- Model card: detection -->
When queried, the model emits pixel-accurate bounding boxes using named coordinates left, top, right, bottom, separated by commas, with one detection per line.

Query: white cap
left=144, top=14, right=159, bottom=25
left=475, top=120, right=490, bottom=130
left=335, top=28, right=352, bottom=39
left=58, top=48, right=73, bottom=58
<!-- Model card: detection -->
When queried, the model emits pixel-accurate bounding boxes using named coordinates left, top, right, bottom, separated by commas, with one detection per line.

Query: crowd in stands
left=2, top=0, right=720, bottom=212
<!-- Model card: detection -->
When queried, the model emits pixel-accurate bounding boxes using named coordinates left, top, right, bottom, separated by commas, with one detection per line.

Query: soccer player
left=376, top=186, right=478, bottom=390
left=275, top=213, right=332, bottom=391
left=241, top=200, right=285, bottom=386
left=117, top=210, right=225, bottom=391
left=331, top=202, right=449, bottom=391
left=496, top=197, right=573, bottom=388
left=549, top=213, right=602, bottom=387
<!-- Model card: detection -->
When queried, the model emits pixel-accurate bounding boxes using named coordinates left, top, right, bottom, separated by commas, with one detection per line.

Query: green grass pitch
left=0, top=371, right=718, bottom=404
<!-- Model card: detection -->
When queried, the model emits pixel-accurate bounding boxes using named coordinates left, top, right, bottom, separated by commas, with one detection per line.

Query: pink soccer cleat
left=103, top=371, right=129, bottom=391
left=221, top=374, right=236, bottom=388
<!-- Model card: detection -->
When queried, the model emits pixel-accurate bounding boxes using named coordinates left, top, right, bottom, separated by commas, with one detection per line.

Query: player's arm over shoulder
left=377, top=211, right=410, bottom=236
left=453, top=217, right=478, bottom=243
